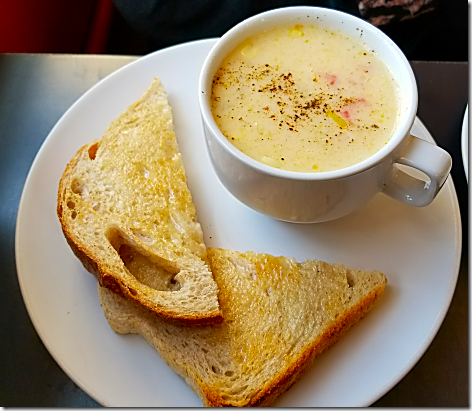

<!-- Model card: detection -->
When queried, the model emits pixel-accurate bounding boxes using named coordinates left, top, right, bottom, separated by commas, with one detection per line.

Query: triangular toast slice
left=99, top=248, right=387, bottom=406
left=58, top=79, right=222, bottom=325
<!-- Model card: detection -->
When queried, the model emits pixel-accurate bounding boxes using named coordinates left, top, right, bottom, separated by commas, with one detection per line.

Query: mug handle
left=382, top=133, right=452, bottom=207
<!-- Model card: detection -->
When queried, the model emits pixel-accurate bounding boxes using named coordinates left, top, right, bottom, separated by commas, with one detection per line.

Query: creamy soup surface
left=211, top=24, right=400, bottom=172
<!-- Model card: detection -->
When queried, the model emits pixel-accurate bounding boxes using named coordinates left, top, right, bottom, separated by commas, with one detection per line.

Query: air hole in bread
left=71, top=179, right=84, bottom=195
left=211, top=365, right=222, bottom=375
left=107, top=228, right=181, bottom=292
left=119, top=243, right=181, bottom=291
left=346, top=271, right=355, bottom=288
left=201, top=347, right=209, bottom=353
left=224, top=370, right=234, bottom=377
left=88, top=142, right=99, bottom=160
left=71, top=211, right=77, bottom=219
left=67, top=201, right=75, bottom=209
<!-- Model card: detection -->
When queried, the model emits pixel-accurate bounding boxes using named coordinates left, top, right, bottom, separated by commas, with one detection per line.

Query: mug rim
left=199, top=6, right=418, bottom=181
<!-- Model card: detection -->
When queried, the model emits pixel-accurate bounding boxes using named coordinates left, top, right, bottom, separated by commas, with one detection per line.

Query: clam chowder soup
left=211, top=24, right=400, bottom=172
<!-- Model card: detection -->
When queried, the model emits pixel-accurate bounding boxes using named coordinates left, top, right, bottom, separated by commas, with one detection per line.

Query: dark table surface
left=0, top=54, right=468, bottom=407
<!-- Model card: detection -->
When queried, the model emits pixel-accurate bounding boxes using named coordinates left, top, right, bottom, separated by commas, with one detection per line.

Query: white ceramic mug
left=198, top=6, right=452, bottom=223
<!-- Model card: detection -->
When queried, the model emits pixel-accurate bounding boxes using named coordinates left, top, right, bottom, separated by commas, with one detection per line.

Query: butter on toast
left=99, top=248, right=387, bottom=406
left=57, top=79, right=222, bottom=325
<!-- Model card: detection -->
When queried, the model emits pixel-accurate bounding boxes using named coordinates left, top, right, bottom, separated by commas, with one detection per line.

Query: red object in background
left=0, top=0, right=114, bottom=53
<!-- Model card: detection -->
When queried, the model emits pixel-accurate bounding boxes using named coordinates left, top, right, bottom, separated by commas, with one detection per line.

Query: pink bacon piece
left=339, top=98, right=367, bottom=122
left=323, top=73, right=338, bottom=86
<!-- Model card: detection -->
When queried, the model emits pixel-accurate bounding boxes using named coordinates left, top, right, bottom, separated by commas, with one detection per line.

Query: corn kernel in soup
left=211, top=24, right=400, bottom=173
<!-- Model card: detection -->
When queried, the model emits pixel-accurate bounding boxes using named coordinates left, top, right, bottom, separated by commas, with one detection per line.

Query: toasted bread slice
left=58, top=79, right=222, bottom=325
left=99, top=248, right=387, bottom=406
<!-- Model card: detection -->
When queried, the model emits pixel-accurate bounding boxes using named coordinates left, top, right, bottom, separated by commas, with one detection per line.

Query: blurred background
left=0, top=0, right=467, bottom=61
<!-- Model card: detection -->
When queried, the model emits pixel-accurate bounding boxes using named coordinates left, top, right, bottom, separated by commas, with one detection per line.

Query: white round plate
left=461, top=105, right=468, bottom=181
left=16, top=39, right=461, bottom=407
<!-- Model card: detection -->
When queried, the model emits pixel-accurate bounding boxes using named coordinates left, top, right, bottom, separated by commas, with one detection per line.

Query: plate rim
left=15, top=39, right=462, bottom=407
left=461, top=104, right=468, bottom=181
